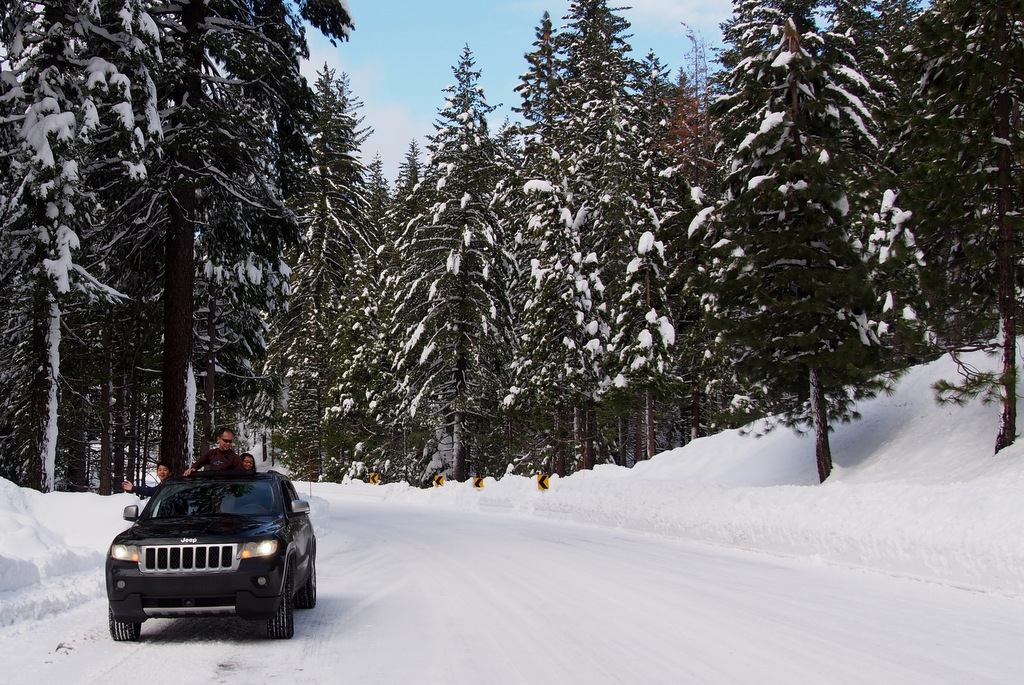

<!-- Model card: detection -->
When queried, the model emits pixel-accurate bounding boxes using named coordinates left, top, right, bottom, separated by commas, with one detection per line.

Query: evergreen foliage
left=702, top=4, right=901, bottom=481
left=902, top=0, right=1024, bottom=452
left=0, top=0, right=1017, bottom=491
left=389, top=46, right=513, bottom=483
left=0, top=0, right=160, bottom=490
left=148, top=0, right=352, bottom=473
left=268, top=66, right=369, bottom=480
left=0, top=0, right=352, bottom=489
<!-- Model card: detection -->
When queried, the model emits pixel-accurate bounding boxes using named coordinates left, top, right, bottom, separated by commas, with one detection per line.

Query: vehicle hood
left=115, top=516, right=281, bottom=543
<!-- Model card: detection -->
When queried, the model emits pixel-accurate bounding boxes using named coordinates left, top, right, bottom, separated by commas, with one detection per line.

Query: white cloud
left=361, top=103, right=430, bottom=184
left=624, top=0, right=732, bottom=37
left=302, top=40, right=431, bottom=185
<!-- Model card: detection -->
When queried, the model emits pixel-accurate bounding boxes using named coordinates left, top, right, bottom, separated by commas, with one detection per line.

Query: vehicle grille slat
left=139, top=544, right=239, bottom=573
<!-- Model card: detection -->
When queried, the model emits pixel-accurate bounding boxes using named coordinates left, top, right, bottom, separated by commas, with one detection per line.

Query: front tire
left=108, top=606, right=141, bottom=642
left=267, top=561, right=295, bottom=639
left=295, top=547, right=316, bottom=609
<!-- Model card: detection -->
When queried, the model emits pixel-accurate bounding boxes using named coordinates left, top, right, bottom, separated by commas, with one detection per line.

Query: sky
left=301, top=0, right=735, bottom=183
left=3, top=349, right=1024, bottom=682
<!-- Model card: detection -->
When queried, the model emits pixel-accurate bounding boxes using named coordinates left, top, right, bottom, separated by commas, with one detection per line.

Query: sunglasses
left=220, top=438, right=233, bottom=443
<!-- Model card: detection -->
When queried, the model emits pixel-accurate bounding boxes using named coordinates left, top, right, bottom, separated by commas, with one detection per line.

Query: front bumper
left=106, top=555, right=287, bottom=622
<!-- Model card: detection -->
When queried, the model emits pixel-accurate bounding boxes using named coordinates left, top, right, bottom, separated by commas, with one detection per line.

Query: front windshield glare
left=144, top=482, right=279, bottom=518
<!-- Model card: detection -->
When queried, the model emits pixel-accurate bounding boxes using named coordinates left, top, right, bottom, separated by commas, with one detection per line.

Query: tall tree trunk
left=633, top=409, right=642, bottom=466
left=810, top=367, right=832, bottom=483
left=99, top=328, right=112, bottom=495
left=572, top=407, right=580, bottom=470
left=314, top=364, right=325, bottom=479
left=453, top=410, right=468, bottom=482
left=584, top=406, right=595, bottom=469
left=114, top=373, right=127, bottom=486
left=126, top=389, right=139, bottom=486
left=646, top=387, right=656, bottom=460
left=994, top=81, right=1017, bottom=453
left=27, top=297, right=62, bottom=493
left=161, top=191, right=196, bottom=475
left=142, top=394, right=152, bottom=478
left=203, top=287, right=217, bottom=452
left=553, top=410, right=566, bottom=477
left=690, top=385, right=704, bottom=443
left=67, top=413, right=88, bottom=491
left=452, top=353, right=468, bottom=481
left=42, top=301, right=61, bottom=492
left=617, top=415, right=628, bottom=466
left=576, top=406, right=595, bottom=470
left=161, top=0, right=205, bottom=475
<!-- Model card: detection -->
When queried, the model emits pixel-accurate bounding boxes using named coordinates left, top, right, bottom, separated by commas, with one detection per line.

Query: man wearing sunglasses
left=184, top=426, right=245, bottom=475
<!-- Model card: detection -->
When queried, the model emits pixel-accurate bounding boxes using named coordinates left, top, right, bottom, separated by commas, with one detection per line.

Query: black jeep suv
left=105, top=470, right=316, bottom=641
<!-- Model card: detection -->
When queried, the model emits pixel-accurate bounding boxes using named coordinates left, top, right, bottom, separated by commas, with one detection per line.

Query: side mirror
left=123, top=505, right=139, bottom=521
left=291, top=500, right=310, bottom=515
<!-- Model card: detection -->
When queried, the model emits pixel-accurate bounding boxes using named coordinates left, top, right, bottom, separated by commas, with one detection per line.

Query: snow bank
left=1, top=350, right=1022, bottom=630
left=0, top=480, right=131, bottom=625
left=334, top=352, right=1024, bottom=595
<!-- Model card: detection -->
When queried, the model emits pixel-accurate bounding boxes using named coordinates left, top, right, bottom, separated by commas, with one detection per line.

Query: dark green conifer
left=703, top=4, right=896, bottom=481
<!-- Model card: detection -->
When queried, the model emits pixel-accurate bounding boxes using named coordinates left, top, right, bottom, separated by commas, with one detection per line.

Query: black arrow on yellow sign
left=473, top=477, right=484, bottom=489
left=537, top=474, right=549, bottom=490
left=433, top=475, right=445, bottom=487
left=368, top=473, right=380, bottom=485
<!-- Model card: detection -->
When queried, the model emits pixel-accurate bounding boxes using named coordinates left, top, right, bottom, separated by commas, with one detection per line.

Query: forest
left=1, top=0, right=1020, bottom=493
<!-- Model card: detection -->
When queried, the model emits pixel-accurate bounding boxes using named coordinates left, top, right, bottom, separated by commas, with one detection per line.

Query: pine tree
left=365, top=140, right=427, bottom=478
left=605, top=52, right=690, bottom=462
left=147, top=0, right=353, bottom=473
left=505, top=12, right=594, bottom=475
left=387, top=140, right=427, bottom=253
left=365, top=154, right=391, bottom=231
left=656, top=31, right=725, bottom=446
left=268, top=66, right=369, bottom=479
left=510, top=1, right=648, bottom=471
left=828, top=0, right=927, bottom=374
left=902, top=0, right=1024, bottom=453
left=703, top=5, right=895, bottom=482
left=77, top=0, right=166, bottom=493
left=505, top=161, right=596, bottom=476
left=666, top=31, right=720, bottom=189
left=876, top=0, right=924, bottom=98
left=1, top=0, right=85, bottom=489
left=514, top=12, right=561, bottom=140
left=391, top=47, right=512, bottom=482
left=0, top=0, right=159, bottom=489
left=557, top=0, right=640, bottom=272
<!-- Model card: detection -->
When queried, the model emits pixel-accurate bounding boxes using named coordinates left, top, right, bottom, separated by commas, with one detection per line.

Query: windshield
left=143, top=481, right=280, bottom=518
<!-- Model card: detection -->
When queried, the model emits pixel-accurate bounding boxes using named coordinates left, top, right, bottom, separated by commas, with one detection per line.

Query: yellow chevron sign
left=433, top=475, right=444, bottom=487
left=537, top=474, right=549, bottom=490
left=368, top=473, right=380, bottom=485
left=473, top=477, right=484, bottom=489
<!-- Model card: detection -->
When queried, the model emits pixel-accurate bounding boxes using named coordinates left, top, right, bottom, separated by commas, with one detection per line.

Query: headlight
left=240, top=540, right=278, bottom=559
left=111, top=544, right=140, bottom=562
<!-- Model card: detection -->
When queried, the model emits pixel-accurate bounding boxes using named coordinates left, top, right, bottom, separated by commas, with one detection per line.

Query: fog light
left=116, top=580, right=126, bottom=590
left=256, top=576, right=268, bottom=587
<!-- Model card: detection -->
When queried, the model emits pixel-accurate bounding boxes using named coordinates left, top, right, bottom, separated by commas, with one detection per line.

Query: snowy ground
left=2, top=351, right=1023, bottom=683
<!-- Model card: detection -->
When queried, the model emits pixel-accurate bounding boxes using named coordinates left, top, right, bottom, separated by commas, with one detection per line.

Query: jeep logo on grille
left=181, top=537, right=198, bottom=543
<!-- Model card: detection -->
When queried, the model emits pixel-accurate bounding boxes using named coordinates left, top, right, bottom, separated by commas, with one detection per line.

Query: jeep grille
left=140, top=544, right=239, bottom=573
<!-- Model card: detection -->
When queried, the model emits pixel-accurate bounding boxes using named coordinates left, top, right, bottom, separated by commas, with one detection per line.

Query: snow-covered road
left=2, top=490, right=1022, bottom=685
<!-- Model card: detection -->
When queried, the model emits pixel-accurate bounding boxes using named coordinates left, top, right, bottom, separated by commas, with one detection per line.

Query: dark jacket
left=131, top=483, right=160, bottom=498
left=124, top=482, right=160, bottom=498
left=191, top=447, right=244, bottom=472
